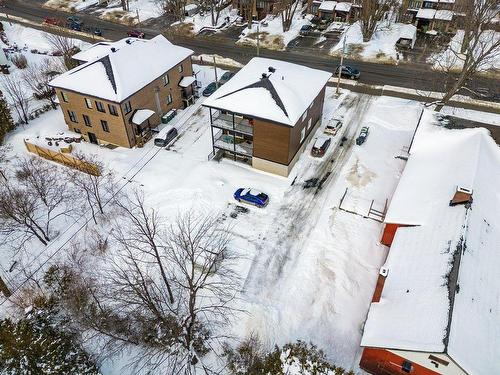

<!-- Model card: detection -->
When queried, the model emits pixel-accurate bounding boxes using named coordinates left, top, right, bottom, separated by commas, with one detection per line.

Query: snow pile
left=238, top=10, right=312, bottom=50
left=331, top=21, right=408, bottom=61
left=429, top=29, right=500, bottom=71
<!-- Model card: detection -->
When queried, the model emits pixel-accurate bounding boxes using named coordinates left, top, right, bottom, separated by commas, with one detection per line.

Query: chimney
left=449, top=187, right=473, bottom=206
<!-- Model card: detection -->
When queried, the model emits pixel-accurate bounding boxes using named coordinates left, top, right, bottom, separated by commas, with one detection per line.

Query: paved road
left=3, top=0, right=499, bottom=100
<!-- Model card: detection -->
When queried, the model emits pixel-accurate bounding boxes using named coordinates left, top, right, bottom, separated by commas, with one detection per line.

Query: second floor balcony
left=211, top=110, right=254, bottom=136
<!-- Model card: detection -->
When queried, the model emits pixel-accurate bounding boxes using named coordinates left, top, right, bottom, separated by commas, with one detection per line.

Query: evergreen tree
left=0, top=302, right=101, bottom=375
left=0, top=91, right=14, bottom=145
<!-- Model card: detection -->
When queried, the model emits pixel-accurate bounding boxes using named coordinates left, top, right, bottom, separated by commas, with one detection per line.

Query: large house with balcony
left=359, top=120, right=500, bottom=375
left=202, top=57, right=331, bottom=177
left=402, top=0, right=466, bottom=32
left=50, top=35, right=195, bottom=148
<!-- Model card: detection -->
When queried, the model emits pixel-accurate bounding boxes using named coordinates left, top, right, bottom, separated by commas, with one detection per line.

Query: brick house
left=202, top=57, right=331, bottom=177
left=50, top=35, right=195, bottom=148
left=359, top=123, right=500, bottom=375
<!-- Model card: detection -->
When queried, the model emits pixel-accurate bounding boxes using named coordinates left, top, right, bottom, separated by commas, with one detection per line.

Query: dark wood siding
left=253, top=119, right=290, bottom=165
left=288, top=87, right=326, bottom=163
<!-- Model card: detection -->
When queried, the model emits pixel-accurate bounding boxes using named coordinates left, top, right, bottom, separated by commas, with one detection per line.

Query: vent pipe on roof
left=449, top=186, right=473, bottom=207
left=111, top=47, right=116, bottom=52
left=261, top=73, right=268, bottom=79
left=125, top=39, right=132, bottom=44
left=268, top=66, right=276, bottom=73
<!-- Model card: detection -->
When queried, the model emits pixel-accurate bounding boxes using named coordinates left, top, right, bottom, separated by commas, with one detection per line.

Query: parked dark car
left=311, top=137, right=331, bottom=157
left=154, top=127, right=178, bottom=147
left=127, top=29, right=145, bottom=38
left=219, top=71, right=235, bottom=85
left=335, top=65, right=360, bottom=80
left=300, top=24, right=313, bottom=36
left=234, top=188, right=269, bottom=208
left=356, top=126, right=369, bottom=145
left=67, top=16, right=82, bottom=25
left=202, top=82, right=218, bottom=97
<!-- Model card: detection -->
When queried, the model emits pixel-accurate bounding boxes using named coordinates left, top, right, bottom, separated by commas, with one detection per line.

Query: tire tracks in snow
left=242, top=94, right=374, bottom=297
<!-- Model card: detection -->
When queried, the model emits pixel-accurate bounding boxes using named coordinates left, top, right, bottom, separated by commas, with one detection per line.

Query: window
left=108, top=104, right=118, bottom=116
left=163, top=74, right=169, bottom=86
left=300, top=127, right=305, bottom=142
left=401, top=361, right=412, bottom=373
left=95, top=101, right=105, bottom=112
left=74, top=128, right=81, bottom=134
left=178, top=64, right=183, bottom=73
left=307, top=118, right=312, bottom=130
left=124, top=100, right=132, bottom=114
left=301, top=110, right=307, bottom=122
left=101, top=120, right=109, bottom=133
left=83, top=114, right=92, bottom=127
left=84, top=98, right=92, bottom=109
left=61, top=91, right=68, bottom=102
left=68, top=110, right=77, bottom=122
left=166, top=93, right=172, bottom=105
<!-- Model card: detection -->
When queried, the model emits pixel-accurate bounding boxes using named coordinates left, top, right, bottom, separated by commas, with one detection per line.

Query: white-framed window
left=124, top=101, right=132, bottom=114
left=163, top=74, right=169, bottom=86
left=300, top=127, right=305, bottom=142
left=178, top=64, right=183, bottom=73
left=68, top=110, right=77, bottom=122
left=301, top=110, right=307, bottom=122
left=307, top=118, right=312, bottom=130
left=85, top=98, right=92, bottom=109
left=167, top=93, right=172, bottom=104
left=61, top=91, right=69, bottom=102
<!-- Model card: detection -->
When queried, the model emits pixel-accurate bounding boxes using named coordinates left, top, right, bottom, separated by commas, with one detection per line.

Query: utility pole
left=213, top=55, right=218, bottom=88
left=336, top=32, right=346, bottom=95
left=256, top=20, right=260, bottom=56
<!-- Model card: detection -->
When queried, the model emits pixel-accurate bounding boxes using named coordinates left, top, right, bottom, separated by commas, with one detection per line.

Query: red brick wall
left=381, top=223, right=407, bottom=246
left=360, top=348, right=441, bottom=375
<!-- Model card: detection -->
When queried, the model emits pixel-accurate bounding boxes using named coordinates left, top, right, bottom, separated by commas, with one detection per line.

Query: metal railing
left=212, top=111, right=254, bottom=136
left=213, top=130, right=253, bottom=156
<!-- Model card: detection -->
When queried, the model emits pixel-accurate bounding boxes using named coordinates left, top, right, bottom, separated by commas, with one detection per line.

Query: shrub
left=11, top=53, right=28, bottom=69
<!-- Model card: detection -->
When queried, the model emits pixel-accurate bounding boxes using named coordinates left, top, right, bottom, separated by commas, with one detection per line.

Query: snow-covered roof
left=335, top=2, right=352, bottom=12
left=50, top=35, right=193, bottom=103
left=71, top=38, right=145, bottom=62
left=319, top=1, right=337, bottom=12
left=131, top=109, right=155, bottom=125
left=179, top=76, right=196, bottom=88
left=399, top=24, right=417, bottom=40
left=416, top=8, right=436, bottom=19
left=434, top=9, right=454, bottom=21
left=202, top=57, right=331, bottom=126
left=361, top=114, right=500, bottom=375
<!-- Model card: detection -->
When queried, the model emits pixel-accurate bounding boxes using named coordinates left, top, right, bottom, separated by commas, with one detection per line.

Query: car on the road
left=356, top=126, right=369, bottom=145
left=154, top=126, right=178, bottom=147
left=324, top=118, right=343, bottom=136
left=44, top=17, right=64, bottom=27
left=234, top=188, right=269, bottom=208
left=219, top=71, right=235, bottom=85
left=335, top=65, right=360, bottom=80
left=202, top=82, right=218, bottom=97
left=127, top=29, right=145, bottom=38
left=300, top=24, right=313, bottom=36
left=67, top=16, right=82, bottom=25
left=311, top=136, right=331, bottom=157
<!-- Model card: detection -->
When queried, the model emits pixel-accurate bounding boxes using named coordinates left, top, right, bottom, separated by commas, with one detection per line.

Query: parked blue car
left=234, top=188, right=269, bottom=208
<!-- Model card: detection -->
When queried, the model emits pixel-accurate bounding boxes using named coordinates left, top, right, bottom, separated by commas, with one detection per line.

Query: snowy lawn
left=238, top=9, right=312, bottom=51
left=172, top=6, right=239, bottom=35
left=331, top=21, right=409, bottom=62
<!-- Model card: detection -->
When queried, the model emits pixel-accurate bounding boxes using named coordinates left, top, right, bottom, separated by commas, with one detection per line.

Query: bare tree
left=195, top=0, right=226, bottom=26
left=433, top=0, right=500, bottom=110
left=54, top=194, right=240, bottom=374
left=156, top=0, right=187, bottom=21
left=121, top=0, right=130, bottom=11
left=22, top=58, right=64, bottom=110
left=2, top=74, right=30, bottom=124
left=69, top=153, right=117, bottom=225
left=45, top=34, right=80, bottom=70
left=275, top=0, right=300, bottom=32
left=0, top=157, right=73, bottom=246
left=359, top=0, right=397, bottom=42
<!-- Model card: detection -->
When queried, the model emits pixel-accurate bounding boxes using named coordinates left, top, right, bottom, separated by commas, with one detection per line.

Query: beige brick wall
left=54, top=56, right=194, bottom=148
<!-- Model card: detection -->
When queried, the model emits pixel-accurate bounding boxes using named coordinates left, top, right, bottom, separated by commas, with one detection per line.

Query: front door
left=88, top=132, right=98, bottom=144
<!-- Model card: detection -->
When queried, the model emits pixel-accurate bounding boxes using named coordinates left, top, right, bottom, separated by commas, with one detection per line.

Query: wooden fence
left=24, top=140, right=101, bottom=176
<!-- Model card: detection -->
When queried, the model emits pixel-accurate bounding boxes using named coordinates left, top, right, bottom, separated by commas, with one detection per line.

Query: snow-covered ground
left=429, top=29, right=500, bottom=72
left=173, top=6, right=239, bottom=35
left=238, top=9, right=312, bottom=50
left=331, top=21, right=409, bottom=61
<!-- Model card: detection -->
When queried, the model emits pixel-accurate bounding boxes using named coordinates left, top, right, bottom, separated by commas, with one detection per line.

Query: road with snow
left=243, top=93, right=373, bottom=295
left=3, top=0, right=499, bottom=100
